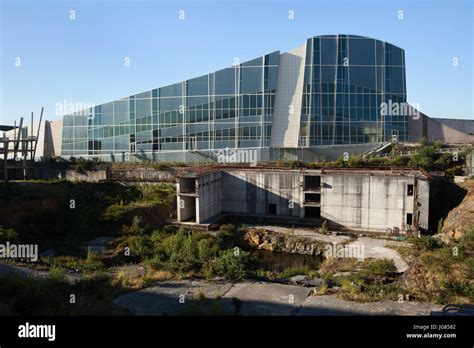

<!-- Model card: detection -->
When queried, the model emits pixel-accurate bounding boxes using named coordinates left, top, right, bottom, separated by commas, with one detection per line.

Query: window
left=406, top=213, right=413, bottom=225
left=407, top=184, right=414, bottom=196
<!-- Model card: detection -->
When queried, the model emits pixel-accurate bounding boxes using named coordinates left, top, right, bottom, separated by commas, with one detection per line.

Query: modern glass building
left=61, top=35, right=407, bottom=162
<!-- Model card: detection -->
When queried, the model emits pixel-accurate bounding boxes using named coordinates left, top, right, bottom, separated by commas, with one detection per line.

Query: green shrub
left=205, top=249, right=255, bottom=280
left=128, top=236, right=153, bottom=260
left=197, top=238, right=219, bottom=262
left=48, top=267, right=67, bottom=283
left=420, top=248, right=457, bottom=273
left=215, top=224, right=242, bottom=249
left=366, top=157, right=390, bottom=167
left=50, top=255, right=83, bottom=270
left=276, top=159, right=302, bottom=168
left=102, top=203, right=129, bottom=222
left=464, top=258, right=474, bottom=279
left=0, top=226, right=19, bottom=243
left=367, top=259, right=397, bottom=276
left=82, top=248, right=105, bottom=274
left=161, top=229, right=206, bottom=272
left=390, top=155, right=410, bottom=167
left=442, top=279, right=473, bottom=299
left=276, top=265, right=313, bottom=278
left=347, top=155, right=365, bottom=167
left=460, top=226, right=474, bottom=251
left=409, top=236, right=442, bottom=252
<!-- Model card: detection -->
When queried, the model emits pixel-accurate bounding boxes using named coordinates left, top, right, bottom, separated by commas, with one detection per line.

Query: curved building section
left=300, top=34, right=407, bottom=147
left=61, top=35, right=408, bottom=162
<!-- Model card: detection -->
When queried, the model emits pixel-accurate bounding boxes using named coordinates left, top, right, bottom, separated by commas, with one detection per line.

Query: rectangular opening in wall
left=406, top=213, right=413, bottom=225
left=268, top=203, right=277, bottom=215
left=179, top=178, right=197, bottom=194
left=304, top=207, right=320, bottom=219
left=304, top=175, right=321, bottom=191
left=407, top=184, right=414, bottom=196
left=304, top=193, right=321, bottom=204
left=180, top=196, right=196, bottom=222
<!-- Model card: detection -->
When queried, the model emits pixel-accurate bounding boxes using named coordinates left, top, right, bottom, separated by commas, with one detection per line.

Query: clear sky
left=0, top=0, right=472, bottom=125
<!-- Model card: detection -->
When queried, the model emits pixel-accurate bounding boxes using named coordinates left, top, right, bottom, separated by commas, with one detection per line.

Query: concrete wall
left=178, top=168, right=431, bottom=233
left=271, top=44, right=306, bottom=147
left=417, top=179, right=430, bottom=232
left=47, top=120, right=63, bottom=157
left=221, top=170, right=303, bottom=217
left=64, top=169, right=107, bottom=182
left=177, top=176, right=197, bottom=222
left=197, top=171, right=222, bottom=223
left=109, top=168, right=175, bottom=182
left=178, top=196, right=196, bottom=222
left=321, top=173, right=424, bottom=232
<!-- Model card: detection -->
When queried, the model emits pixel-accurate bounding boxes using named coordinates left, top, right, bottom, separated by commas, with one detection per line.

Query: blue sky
left=1, top=0, right=472, bottom=125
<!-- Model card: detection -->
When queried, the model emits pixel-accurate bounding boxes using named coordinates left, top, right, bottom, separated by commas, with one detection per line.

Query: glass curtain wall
left=62, top=52, right=279, bottom=157
left=300, top=35, right=407, bottom=146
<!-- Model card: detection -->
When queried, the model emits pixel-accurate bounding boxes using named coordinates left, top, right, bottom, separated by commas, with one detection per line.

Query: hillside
left=440, top=179, right=474, bottom=243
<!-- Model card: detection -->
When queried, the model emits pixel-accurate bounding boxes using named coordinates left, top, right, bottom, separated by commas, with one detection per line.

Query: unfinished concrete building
left=176, top=167, right=430, bottom=235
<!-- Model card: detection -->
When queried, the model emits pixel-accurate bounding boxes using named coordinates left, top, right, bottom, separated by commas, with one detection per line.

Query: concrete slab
left=299, top=295, right=443, bottom=316
left=347, top=237, right=409, bottom=272
left=113, top=280, right=232, bottom=315
left=113, top=279, right=443, bottom=316
left=222, top=281, right=312, bottom=315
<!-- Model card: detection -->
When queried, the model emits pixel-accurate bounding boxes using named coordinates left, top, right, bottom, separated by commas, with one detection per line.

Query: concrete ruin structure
left=176, top=167, right=431, bottom=235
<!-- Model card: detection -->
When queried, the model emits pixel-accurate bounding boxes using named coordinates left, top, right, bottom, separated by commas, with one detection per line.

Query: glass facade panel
left=61, top=35, right=406, bottom=160
left=300, top=34, right=407, bottom=146
left=62, top=52, right=279, bottom=157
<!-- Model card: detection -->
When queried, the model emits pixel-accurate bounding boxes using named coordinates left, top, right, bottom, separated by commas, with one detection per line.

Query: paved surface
left=299, top=295, right=443, bottom=315
left=222, top=281, right=311, bottom=315
left=0, top=262, right=49, bottom=279
left=347, top=237, right=409, bottom=272
left=114, top=279, right=441, bottom=316
left=113, top=280, right=233, bottom=315
left=265, top=226, right=351, bottom=244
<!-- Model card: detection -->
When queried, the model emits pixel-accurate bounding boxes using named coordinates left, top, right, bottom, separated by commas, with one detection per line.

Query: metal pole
left=30, top=112, right=34, bottom=161
left=33, top=107, right=44, bottom=160
left=3, top=132, right=7, bottom=182
left=23, top=139, right=27, bottom=180
left=14, top=117, right=23, bottom=159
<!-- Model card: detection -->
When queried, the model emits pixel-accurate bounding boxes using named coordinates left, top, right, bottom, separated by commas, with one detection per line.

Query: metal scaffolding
left=0, top=107, right=43, bottom=182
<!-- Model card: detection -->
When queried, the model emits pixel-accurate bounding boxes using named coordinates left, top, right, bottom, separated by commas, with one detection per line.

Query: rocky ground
left=440, top=180, right=474, bottom=243
left=113, top=279, right=443, bottom=315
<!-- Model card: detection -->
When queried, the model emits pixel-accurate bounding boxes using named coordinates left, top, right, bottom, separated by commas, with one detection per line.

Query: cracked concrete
left=113, top=279, right=442, bottom=316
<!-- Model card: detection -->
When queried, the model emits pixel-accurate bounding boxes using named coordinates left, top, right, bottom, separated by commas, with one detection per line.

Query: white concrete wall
left=221, top=170, right=303, bottom=217
left=197, top=171, right=222, bottom=223
left=321, top=174, right=417, bottom=232
left=48, top=119, right=63, bottom=157
left=271, top=44, right=306, bottom=148
left=179, top=168, right=431, bottom=233
left=417, top=179, right=430, bottom=231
